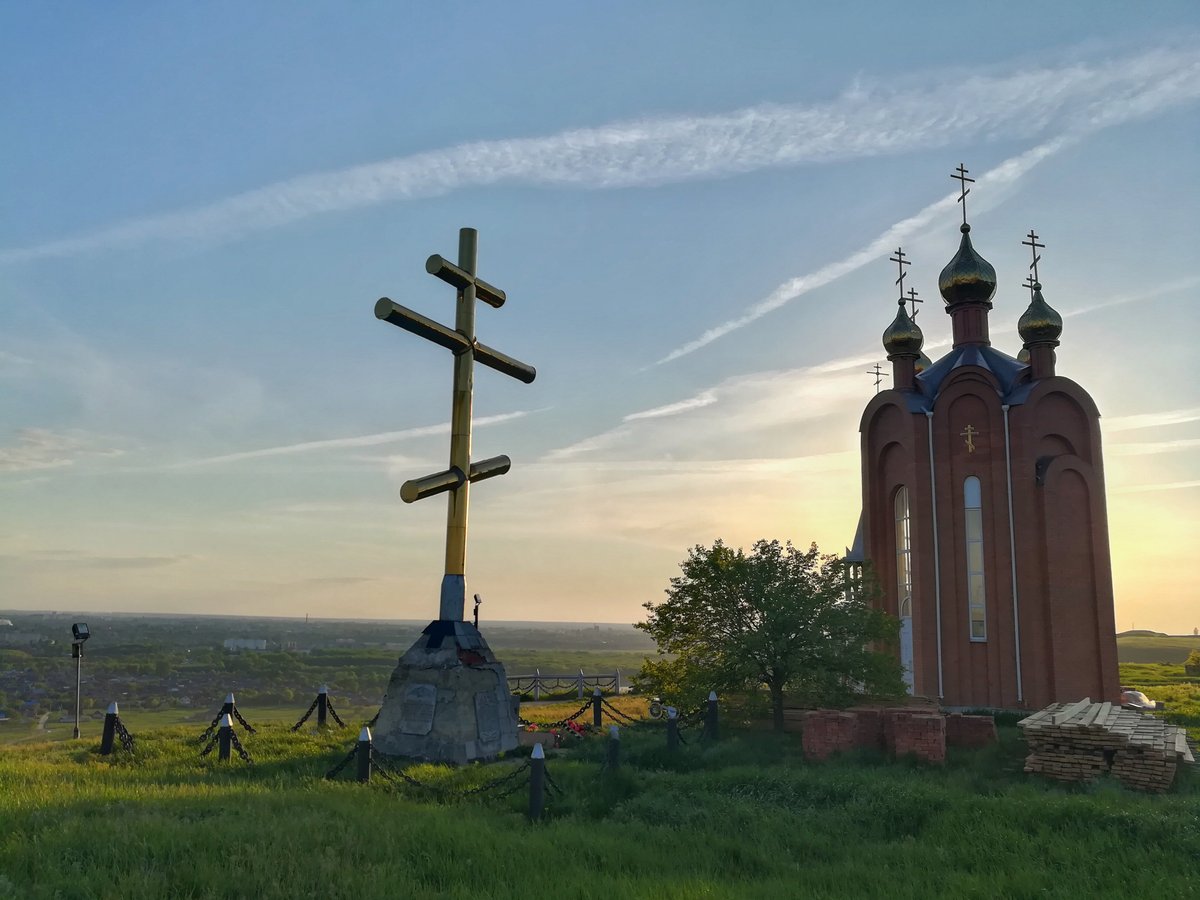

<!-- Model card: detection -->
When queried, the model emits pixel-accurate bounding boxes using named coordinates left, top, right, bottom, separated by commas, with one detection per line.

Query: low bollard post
left=593, top=687, right=603, bottom=728
left=222, top=692, right=235, bottom=718
left=533, top=668, right=541, bottom=701
left=666, top=706, right=679, bottom=752
left=100, top=702, right=119, bottom=755
left=317, top=685, right=329, bottom=728
left=615, top=669, right=622, bottom=695
left=705, top=691, right=719, bottom=741
left=607, top=725, right=620, bottom=770
left=218, top=713, right=233, bottom=762
left=528, top=743, right=546, bottom=821
left=357, top=726, right=373, bottom=783
left=577, top=668, right=585, bottom=700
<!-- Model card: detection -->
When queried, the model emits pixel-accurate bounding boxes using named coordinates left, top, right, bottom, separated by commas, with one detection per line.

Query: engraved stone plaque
left=474, top=691, right=500, bottom=743
left=399, top=683, right=437, bottom=735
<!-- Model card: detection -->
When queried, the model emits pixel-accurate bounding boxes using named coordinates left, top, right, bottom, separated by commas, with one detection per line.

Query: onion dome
left=938, top=224, right=997, bottom=306
left=914, top=350, right=933, bottom=374
left=882, top=298, right=924, bottom=357
left=1017, top=282, right=1063, bottom=345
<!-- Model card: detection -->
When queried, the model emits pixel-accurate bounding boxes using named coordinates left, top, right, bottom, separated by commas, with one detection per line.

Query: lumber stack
left=1018, top=699, right=1196, bottom=793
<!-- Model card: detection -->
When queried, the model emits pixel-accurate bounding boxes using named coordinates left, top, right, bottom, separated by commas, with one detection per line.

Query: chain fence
left=114, top=718, right=136, bottom=754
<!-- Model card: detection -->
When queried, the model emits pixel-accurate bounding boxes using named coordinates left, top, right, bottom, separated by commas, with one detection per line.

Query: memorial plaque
left=399, top=683, right=437, bottom=735
left=474, top=691, right=501, bottom=743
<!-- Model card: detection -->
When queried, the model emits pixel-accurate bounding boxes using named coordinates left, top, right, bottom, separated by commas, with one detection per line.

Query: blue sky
left=2, top=2, right=1198, bottom=631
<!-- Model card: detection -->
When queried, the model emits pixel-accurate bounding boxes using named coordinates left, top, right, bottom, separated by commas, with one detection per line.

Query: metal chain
left=600, top=698, right=639, bottom=725
left=324, top=747, right=358, bottom=780
left=291, top=697, right=320, bottom=732
left=198, top=713, right=223, bottom=744
left=114, top=718, right=136, bottom=754
left=228, top=729, right=254, bottom=764
left=325, top=700, right=347, bottom=728
left=458, top=761, right=531, bottom=797
left=199, top=734, right=218, bottom=757
left=544, top=767, right=564, bottom=796
left=522, top=699, right=593, bottom=730
left=232, top=708, right=257, bottom=735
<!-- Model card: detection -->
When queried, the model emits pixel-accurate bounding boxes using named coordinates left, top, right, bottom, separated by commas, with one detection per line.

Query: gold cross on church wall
left=960, top=424, right=978, bottom=453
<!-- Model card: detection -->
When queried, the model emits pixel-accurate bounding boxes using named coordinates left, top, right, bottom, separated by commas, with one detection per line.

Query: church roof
left=902, top=344, right=1033, bottom=412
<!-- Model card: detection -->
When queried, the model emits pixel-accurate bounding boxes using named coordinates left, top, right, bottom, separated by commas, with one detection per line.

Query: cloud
left=1104, top=407, right=1200, bottom=433
left=0, top=428, right=125, bottom=473
left=0, top=550, right=197, bottom=569
left=1113, top=480, right=1200, bottom=494
left=1109, top=438, right=1200, bottom=456
left=652, top=138, right=1071, bottom=365
left=4, top=46, right=1198, bottom=264
left=171, top=410, right=532, bottom=467
left=623, top=391, right=718, bottom=422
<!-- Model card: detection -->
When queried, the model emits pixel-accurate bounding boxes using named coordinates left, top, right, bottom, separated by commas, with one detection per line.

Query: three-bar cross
left=951, top=163, right=975, bottom=226
left=374, top=228, right=536, bottom=621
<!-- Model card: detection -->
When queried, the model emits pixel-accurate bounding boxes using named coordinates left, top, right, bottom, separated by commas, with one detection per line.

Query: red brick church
left=849, top=171, right=1120, bottom=710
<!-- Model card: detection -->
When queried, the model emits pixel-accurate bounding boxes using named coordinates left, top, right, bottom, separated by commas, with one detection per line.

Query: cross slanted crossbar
left=375, top=227, right=536, bottom=621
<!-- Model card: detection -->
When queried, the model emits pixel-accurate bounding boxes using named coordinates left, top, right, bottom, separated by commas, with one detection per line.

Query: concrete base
left=372, top=620, right=518, bottom=764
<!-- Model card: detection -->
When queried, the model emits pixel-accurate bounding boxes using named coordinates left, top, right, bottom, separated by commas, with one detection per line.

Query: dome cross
left=889, top=246, right=911, bottom=299
left=1022, top=228, right=1045, bottom=285
left=951, top=163, right=975, bottom=226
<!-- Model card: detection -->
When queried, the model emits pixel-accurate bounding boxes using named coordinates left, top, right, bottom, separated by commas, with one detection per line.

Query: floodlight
left=72, top=622, right=90, bottom=642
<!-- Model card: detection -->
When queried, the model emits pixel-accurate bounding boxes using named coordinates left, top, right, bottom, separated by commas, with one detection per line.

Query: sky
left=1, top=2, right=1198, bottom=632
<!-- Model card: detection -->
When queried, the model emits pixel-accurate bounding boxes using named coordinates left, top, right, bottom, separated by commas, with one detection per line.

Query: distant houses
left=222, top=638, right=267, bottom=652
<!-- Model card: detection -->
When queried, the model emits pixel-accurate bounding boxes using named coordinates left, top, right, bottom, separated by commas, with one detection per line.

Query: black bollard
left=607, top=725, right=620, bottom=770
left=666, top=706, right=679, bottom=752
left=317, top=685, right=329, bottom=728
left=221, top=692, right=235, bottom=718
left=357, top=726, right=373, bottom=783
left=218, top=713, right=233, bottom=761
left=705, top=690, right=719, bottom=741
left=100, top=702, right=118, bottom=755
left=593, top=687, right=603, bottom=729
left=528, top=743, right=546, bottom=821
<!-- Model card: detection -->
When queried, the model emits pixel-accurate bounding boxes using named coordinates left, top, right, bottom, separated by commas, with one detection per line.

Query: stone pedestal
left=372, top=620, right=518, bottom=763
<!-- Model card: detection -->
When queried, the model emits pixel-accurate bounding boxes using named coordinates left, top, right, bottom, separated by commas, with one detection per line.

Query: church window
left=894, top=487, right=912, bottom=618
left=964, top=476, right=986, bottom=640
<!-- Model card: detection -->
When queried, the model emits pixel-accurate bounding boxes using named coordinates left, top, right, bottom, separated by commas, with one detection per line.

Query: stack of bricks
left=887, top=711, right=947, bottom=763
left=945, top=713, right=998, bottom=748
left=800, top=710, right=858, bottom=761
left=1019, top=698, right=1195, bottom=793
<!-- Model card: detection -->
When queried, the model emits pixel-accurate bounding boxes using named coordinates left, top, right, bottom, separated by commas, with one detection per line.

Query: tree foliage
left=637, top=539, right=904, bottom=730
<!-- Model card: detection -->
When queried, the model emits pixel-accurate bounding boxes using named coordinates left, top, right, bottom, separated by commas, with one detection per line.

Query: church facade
left=851, top=187, right=1120, bottom=710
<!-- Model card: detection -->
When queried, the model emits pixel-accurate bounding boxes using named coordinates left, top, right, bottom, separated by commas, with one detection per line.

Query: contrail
left=652, top=139, right=1070, bottom=365
left=3, top=46, right=1197, bottom=264
left=170, top=410, right=531, bottom=467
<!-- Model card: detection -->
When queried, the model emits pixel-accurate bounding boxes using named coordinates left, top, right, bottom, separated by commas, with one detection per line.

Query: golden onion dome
left=1017, top=347, right=1031, bottom=364
left=1018, top=282, right=1063, bottom=345
left=914, top=350, right=933, bottom=374
left=882, top=299, right=924, bottom=357
left=938, top=223, right=997, bottom=306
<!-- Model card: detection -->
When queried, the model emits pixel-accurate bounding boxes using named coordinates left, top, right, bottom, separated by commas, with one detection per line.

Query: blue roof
left=906, top=344, right=1032, bottom=412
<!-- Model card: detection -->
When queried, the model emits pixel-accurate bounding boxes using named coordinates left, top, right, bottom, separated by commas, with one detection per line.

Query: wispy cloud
left=623, top=391, right=718, bottom=422
left=4, top=46, right=1198, bottom=265
left=0, top=428, right=126, bottom=473
left=1104, top=407, right=1200, bottom=433
left=1114, top=480, right=1200, bottom=494
left=0, top=550, right=198, bottom=569
left=1109, top=438, right=1200, bottom=456
left=171, top=410, right=532, bottom=468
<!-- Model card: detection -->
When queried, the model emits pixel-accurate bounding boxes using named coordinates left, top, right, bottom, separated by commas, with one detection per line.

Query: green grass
left=1120, top=662, right=1200, bottom=742
left=1116, top=634, right=1200, bottom=664
left=1, top=706, right=1197, bottom=899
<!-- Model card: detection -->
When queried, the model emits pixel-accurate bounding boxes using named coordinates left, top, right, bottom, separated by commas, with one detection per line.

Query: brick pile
left=1018, top=698, right=1196, bottom=793
left=945, top=713, right=998, bottom=748
left=887, top=711, right=947, bottom=763
left=800, top=710, right=858, bottom=761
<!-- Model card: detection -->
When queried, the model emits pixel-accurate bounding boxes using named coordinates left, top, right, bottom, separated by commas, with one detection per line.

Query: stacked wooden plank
left=1018, top=699, right=1196, bottom=793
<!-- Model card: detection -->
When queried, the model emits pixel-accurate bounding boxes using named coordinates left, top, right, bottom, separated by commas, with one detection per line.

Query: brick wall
left=944, top=713, right=998, bottom=748
left=887, top=712, right=946, bottom=763
left=801, top=711, right=858, bottom=761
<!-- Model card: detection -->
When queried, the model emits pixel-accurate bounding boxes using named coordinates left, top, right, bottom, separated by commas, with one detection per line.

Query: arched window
left=894, top=487, right=912, bottom=618
left=964, top=476, right=986, bottom=640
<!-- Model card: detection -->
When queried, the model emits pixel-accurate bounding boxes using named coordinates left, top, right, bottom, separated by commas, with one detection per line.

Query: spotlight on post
left=70, top=622, right=90, bottom=739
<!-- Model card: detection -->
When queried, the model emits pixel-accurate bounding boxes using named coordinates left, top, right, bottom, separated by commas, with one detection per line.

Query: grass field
left=0, top=697, right=1197, bottom=899
left=1116, top=634, right=1200, bottom=664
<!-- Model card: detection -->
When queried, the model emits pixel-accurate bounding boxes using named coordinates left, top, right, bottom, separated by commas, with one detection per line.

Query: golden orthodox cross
left=951, top=163, right=975, bottom=226
left=1021, top=228, right=1045, bottom=286
left=375, top=228, right=536, bottom=621
left=960, top=424, right=978, bottom=453
left=889, top=246, right=911, bottom=300
left=907, top=286, right=923, bottom=320
left=867, top=363, right=886, bottom=394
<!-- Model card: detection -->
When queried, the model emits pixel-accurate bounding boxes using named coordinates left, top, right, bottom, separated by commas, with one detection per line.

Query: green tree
left=637, top=539, right=904, bottom=731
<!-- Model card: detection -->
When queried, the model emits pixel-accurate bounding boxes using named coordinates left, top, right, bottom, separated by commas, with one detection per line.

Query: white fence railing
left=507, top=669, right=623, bottom=699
